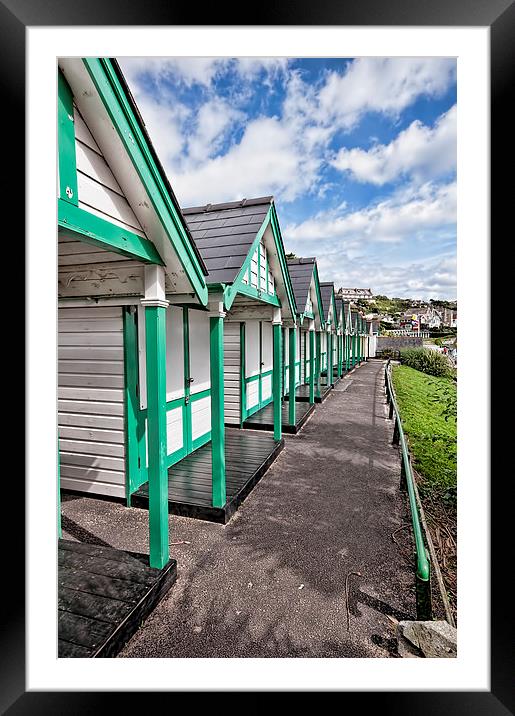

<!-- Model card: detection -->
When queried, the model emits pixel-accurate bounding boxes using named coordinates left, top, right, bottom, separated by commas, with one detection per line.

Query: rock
left=397, top=620, right=457, bottom=658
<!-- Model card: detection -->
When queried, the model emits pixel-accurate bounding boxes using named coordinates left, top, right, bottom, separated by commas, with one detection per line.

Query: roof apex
left=182, top=196, right=273, bottom=215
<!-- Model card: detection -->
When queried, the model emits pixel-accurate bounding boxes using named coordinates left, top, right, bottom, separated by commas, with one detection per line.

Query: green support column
left=288, top=326, right=297, bottom=426
left=145, top=303, right=169, bottom=570
left=273, top=321, right=282, bottom=441
left=328, top=332, right=334, bottom=386
left=337, top=333, right=342, bottom=377
left=315, top=330, right=321, bottom=398
left=351, top=334, right=356, bottom=367
left=309, top=328, right=315, bottom=404
left=210, top=314, right=226, bottom=508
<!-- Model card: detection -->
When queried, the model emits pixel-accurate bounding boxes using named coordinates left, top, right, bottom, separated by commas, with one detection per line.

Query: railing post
left=389, top=399, right=394, bottom=419
left=392, top=419, right=400, bottom=445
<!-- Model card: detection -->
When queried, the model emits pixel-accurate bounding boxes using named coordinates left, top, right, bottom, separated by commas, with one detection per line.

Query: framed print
left=4, top=0, right=512, bottom=712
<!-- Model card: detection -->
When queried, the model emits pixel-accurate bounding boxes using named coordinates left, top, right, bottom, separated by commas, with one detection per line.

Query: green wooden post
left=309, top=327, right=315, bottom=404
left=210, top=314, right=226, bottom=507
left=328, top=331, right=334, bottom=386
left=273, top=319, right=282, bottom=441
left=337, top=332, right=342, bottom=377
left=144, top=303, right=169, bottom=570
left=288, top=326, right=296, bottom=426
left=315, top=330, right=321, bottom=398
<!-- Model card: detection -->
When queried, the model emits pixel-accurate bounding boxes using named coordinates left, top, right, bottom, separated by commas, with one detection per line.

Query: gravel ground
left=62, top=360, right=416, bottom=658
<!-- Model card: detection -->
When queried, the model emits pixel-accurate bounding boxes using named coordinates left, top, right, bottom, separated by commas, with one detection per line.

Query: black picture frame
left=7, top=0, right=511, bottom=712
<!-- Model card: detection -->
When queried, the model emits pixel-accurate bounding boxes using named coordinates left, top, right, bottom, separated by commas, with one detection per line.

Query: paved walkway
left=61, top=360, right=416, bottom=658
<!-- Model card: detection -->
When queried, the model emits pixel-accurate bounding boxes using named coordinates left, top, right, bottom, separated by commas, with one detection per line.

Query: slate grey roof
left=182, top=197, right=273, bottom=285
left=335, top=296, right=344, bottom=325
left=320, top=282, right=335, bottom=323
left=286, top=258, right=316, bottom=315
left=343, top=300, right=351, bottom=329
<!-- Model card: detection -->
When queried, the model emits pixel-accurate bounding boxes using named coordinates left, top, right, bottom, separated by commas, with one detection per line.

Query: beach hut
left=320, top=282, right=339, bottom=387
left=349, top=306, right=360, bottom=367
left=285, top=258, right=327, bottom=409
left=57, top=57, right=211, bottom=588
left=173, top=196, right=299, bottom=489
left=334, top=296, right=344, bottom=378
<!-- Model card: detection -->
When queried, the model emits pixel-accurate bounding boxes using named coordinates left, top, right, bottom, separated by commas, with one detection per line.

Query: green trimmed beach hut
left=57, top=58, right=210, bottom=572
left=284, top=257, right=327, bottom=408
left=176, top=197, right=299, bottom=474
left=319, top=282, right=339, bottom=387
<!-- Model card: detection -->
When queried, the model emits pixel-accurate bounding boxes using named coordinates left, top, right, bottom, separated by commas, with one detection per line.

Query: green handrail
left=385, top=360, right=432, bottom=619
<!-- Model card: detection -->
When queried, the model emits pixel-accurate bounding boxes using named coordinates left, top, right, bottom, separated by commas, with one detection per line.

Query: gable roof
left=350, top=306, right=359, bottom=331
left=343, top=301, right=352, bottom=331
left=58, top=57, right=209, bottom=304
left=286, top=257, right=316, bottom=312
left=320, top=282, right=336, bottom=324
left=335, top=296, right=345, bottom=329
left=183, top=197, right=272, bottom=285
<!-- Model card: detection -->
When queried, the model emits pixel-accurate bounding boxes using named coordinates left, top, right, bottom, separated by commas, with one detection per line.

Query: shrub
left=399, top=347, right=453, bottom=377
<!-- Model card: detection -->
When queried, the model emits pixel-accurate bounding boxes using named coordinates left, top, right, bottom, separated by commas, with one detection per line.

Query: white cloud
left=120, top=57, right=225, bottom=88
left=317, top=57, right=456, bottom=129
left=285, top=181, right=456, bottom=247
left=174, top=116, right=321, bottom=206
left=331, top=105, right=457, bottom=185
left=185, top=99, right=244, bottom=163
left=316, top=251, right=457, bottom=300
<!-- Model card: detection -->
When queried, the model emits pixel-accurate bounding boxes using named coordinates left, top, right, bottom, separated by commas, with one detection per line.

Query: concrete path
left=61, top=359, right=416, bottom=658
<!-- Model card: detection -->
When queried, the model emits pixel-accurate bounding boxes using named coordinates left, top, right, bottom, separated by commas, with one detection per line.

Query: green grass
left=392, top=365, right=457, bottom=502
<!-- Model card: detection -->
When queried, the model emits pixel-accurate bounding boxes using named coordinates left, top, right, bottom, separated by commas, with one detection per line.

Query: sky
left=119, top=57, right=457, bottom=300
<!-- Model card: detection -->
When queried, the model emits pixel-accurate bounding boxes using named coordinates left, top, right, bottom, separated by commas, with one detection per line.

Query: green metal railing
left=384, top=360, right=432, bottom=620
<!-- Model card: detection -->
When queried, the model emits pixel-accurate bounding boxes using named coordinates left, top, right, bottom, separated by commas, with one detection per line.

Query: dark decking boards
left=132, top=430, right=283, bottom=524
left=58, top=540, right=177, bottom=658
left=243, top=400, right=315, bottom=434
left=284, top=382, right=332, bottom=403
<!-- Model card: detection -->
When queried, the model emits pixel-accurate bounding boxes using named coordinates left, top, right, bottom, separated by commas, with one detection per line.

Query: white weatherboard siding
left=74, top=105, right=146, bottom=236
left=58, top=306, right=126, bottom=498
left=58, top=235, right=145, bottom=298
left=224, top=322, right=241, bottom=425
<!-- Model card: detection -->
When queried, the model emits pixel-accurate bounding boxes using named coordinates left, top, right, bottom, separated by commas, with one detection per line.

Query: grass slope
left=392, top=365, right=457, bottom=500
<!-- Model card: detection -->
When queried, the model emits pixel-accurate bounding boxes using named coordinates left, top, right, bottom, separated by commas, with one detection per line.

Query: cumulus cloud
left=317, top=57, right=456, bottom=130
left=331, top=105, right=457, bottom=185
left=316, top=251, right=457, bottom=300
left=175, top=116, right=321, bottom=206
left=285, top=181, right=456, bottom=247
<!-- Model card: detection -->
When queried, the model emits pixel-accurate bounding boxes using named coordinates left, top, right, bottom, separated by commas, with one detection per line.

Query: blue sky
left=119, top=57, right=457, bottom=299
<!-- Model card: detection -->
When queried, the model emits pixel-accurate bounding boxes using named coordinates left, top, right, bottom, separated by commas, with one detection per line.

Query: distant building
left=435, top=306, right=457, bottom=328
left=400, top=305, right=442, bottom=329
left=337, top=287, right=374, bottom=302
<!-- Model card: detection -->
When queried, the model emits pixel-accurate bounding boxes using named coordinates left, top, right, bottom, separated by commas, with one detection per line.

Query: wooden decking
left=243, top=399, right=315, bottom=434
left=284, top=382, right=332, bottom=403
left=132, top=430, right=283, bottom=523
left=58, top=540, right=176, bottom=658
